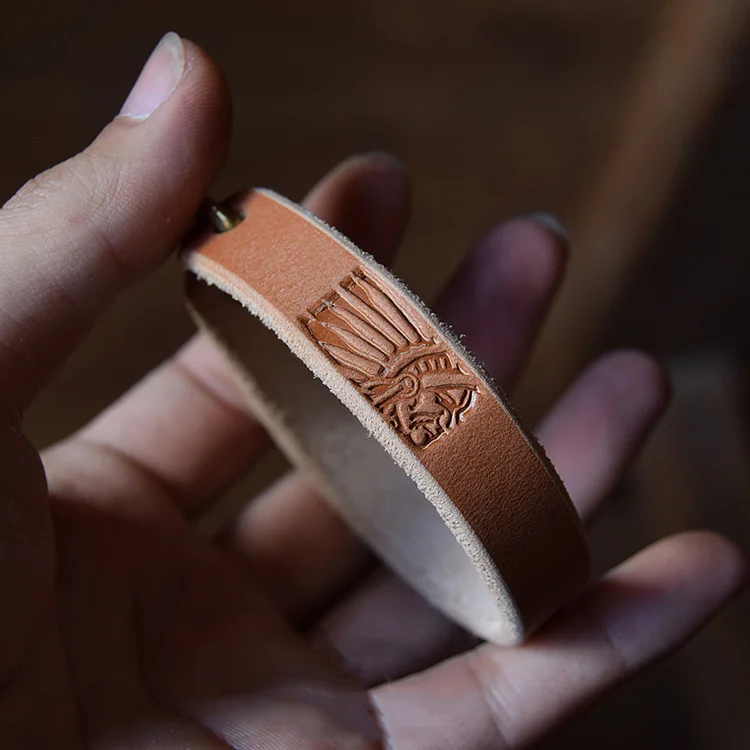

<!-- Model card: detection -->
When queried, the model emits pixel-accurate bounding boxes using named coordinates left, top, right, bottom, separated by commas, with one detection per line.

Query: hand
left=1, top=33, right=745, bottom=749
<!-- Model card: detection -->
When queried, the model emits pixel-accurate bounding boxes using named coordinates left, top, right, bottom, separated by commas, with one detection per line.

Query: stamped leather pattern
left=304, top=270, right=478, bottom=448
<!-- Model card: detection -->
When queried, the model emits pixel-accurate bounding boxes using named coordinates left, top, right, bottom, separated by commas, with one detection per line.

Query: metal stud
left=203, top=198, right=244, bottom=233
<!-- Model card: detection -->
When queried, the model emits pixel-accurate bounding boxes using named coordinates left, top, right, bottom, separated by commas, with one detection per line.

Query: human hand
left=1, top=33, right=745, bottom=748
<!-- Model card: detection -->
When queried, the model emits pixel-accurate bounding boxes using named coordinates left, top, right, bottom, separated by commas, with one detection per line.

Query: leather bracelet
left=182, top=188, right=589, bottom=645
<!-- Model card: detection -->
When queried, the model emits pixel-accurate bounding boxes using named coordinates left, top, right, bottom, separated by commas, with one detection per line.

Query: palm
left=0, top=34, right=744, bottom=749
left=16, top=463, right=376, bottom=747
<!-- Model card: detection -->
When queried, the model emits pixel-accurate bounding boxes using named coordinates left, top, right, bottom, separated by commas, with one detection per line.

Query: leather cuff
left=182, top=188, right=589, bottom=645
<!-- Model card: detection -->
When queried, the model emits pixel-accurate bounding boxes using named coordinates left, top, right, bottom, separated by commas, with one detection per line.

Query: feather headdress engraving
left=304, top=270, right=478, bottom=448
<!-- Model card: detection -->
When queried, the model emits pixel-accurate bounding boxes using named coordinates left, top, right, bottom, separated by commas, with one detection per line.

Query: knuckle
left=1, top=148, right=126, bottom=238
left=0, top=147, right=133, bottom=282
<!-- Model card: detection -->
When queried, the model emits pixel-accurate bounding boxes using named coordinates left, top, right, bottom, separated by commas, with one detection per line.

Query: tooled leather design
left=304, top=269, right=478, bottom=448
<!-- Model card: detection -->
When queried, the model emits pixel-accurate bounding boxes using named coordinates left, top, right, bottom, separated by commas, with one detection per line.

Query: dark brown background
left=3, top=1, right=750, bottom=747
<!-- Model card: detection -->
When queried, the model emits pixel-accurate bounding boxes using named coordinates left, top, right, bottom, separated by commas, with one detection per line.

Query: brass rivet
left=203, top=198, right=244, bottom=233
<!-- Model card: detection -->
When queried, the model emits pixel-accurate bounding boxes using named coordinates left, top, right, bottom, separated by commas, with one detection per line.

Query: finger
left=437, top=213, right=569, bottom=385
left=223, top=214, right=570, bottom=621
left=303, top=151, right=410, bottom=266
left=0, top=33, right=230, bottom=411
left=314, top=573, right=480, bottom=687
left=373, top=532, right=748, bottom=749
left=538, top=349, right=670, bottom=521
left=314, top=350, right=669, bottom=685
left=44, top=154, right=411, bottom=517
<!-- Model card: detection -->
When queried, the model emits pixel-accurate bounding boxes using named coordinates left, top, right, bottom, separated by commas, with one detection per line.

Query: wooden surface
left=517, top=0, right=750, bottom=418
left=3, top=1, right=750, bottom=747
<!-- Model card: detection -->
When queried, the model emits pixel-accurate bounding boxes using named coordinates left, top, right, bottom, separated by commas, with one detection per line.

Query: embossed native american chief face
left=304, top=270, right=478, bottom=448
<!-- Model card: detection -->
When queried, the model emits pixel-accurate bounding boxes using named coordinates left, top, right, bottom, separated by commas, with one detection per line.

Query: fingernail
left=120, top=32, right=185, bottom=120
left=361, top=152, right=409, bottom=201
left=362, top=150, right=405, bottom=169
left=522, top=212, right=571, bottom=250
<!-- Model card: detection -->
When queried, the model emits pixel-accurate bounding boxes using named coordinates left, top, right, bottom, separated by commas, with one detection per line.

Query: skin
left=0, top=35, right=746, bottom=749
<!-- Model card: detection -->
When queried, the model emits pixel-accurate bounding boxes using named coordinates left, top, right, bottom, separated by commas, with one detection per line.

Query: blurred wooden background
left=3, top=1, right=750, bottom=746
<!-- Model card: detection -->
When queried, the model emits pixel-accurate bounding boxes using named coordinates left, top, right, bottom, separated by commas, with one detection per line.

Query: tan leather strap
left=182, top=188, right=589, bottom=644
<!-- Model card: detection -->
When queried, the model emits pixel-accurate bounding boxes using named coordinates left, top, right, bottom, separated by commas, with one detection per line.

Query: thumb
left=0, top=32, right=231, bottom=410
